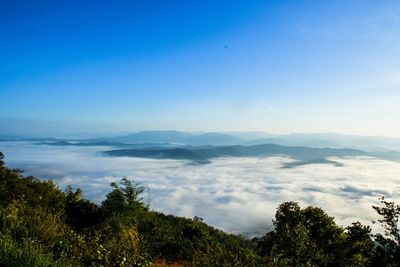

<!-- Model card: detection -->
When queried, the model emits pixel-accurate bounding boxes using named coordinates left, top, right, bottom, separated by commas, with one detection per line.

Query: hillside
left=0, top=151, right=399, bottom=266
left=80, top=131, right=400, bottom=150
left=103, top=144, right=368, bottom=167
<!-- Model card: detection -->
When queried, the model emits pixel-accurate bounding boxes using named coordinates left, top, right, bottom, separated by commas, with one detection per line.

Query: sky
left=1, top=0, right=400, bottom=136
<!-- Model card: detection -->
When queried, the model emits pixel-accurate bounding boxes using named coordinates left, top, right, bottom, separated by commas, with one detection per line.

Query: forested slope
left=0, top=151, right=399, bottom=266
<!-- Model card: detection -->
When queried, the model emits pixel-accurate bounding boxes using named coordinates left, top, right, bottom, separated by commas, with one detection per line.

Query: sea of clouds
left=1, top=141, right=400, bottom=237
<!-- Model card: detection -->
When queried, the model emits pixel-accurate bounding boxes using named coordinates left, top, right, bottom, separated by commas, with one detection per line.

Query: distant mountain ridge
left=3, top=130, right=400, bottom=151
left=93, top=131, right=400, bottom=151
left=103, top=143, right=369, bottom=167
left=32, top=136, right=400, bottom=166
left=92, top=130, right=243, bottom=146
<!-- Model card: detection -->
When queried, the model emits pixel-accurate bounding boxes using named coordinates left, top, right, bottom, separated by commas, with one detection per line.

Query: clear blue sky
left=1, top=0, right=400, bottom=136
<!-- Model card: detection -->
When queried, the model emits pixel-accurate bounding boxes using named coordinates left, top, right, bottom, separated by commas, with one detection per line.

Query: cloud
left=1, top=141, right=400, bottom=237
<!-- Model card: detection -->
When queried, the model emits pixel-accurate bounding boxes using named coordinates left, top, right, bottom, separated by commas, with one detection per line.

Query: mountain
left=94, top=130, right=193, bottom=144
left=5, top=130, right=400, bottom=152
left=38, top=140, right=177, bottom=148
left=91, top=132, right=400, bottom=151
left=93, top=130, right=245, bottom=146
left=181, top=132, right=243, bottom=146
left=369, top=150, right=400, bottom=161
left=0, top=134, right=30, bottom=140
left=270, top=133, right=400, bottom=151
left=103, top=143, right=368, bottom=167
left=0, top=137, right=61, bottom=142
left=246, top=137, right=341, bottom=148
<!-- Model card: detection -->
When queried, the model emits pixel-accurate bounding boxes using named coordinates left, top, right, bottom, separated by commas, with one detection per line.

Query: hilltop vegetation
left=3, top=131, right=400, bottom=166
left=0, top=151, right=400, bottom=266
left=103, top=144, right=366, bottom=167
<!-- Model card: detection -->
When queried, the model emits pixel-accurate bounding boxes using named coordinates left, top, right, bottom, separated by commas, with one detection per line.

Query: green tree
left=0, top=152, right=4, bottom=166
left=258, top=201, right=373, bottom=266
left=344, top=222, right=374, bottom=266
left=101, top=177, right=146, bottom=217
left=64, top=185, right=100, bottom=230
left=372, top=197, right=400, bottom=266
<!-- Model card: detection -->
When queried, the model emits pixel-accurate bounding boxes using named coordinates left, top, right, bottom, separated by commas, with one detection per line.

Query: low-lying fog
left=1, top=141, right=399, bottom=237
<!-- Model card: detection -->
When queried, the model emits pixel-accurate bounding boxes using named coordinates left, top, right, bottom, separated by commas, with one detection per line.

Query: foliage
left=0, top=152, right=259, bottom=266
left=64, top=185, right=101, bottom=230
left=1, top=150, right=400, bottom=266
left=101, top=177, right=146, bottom=217
left=257, top=202, right=375, bottom=266
left=371, top=197, right=400, bottom=266
left=343, top=222, right=374, bottom=266
left=0, top=233, right=74, bottom=267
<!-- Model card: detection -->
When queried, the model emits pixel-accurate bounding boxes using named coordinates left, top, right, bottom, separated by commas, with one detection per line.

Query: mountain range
left=103, top=144, right=369, bottom=167
left=47, top=130, right=400, bottom=151
left=2, top=130, right=400, bottom=165
left=3, top=130, right=400, bottom=150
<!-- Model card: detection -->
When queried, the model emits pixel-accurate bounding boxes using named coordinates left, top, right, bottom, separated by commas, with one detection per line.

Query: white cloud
left=1, top=142, right=399, bottom=237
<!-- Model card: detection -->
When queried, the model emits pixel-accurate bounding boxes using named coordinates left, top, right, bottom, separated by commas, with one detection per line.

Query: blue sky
left=1, top=0, right=400, bottom=136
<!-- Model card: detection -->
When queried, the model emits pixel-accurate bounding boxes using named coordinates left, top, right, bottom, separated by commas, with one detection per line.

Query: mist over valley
left=1, top=133, right=399, bottom=236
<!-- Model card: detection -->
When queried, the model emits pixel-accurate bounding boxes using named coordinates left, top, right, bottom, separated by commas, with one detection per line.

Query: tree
left=372, top=197, right=400, bottom=266
left=101, top=177, right=145, bottom=217
left=64, top=185, right=100, bottom=230
left=257, top=202, right=313, bottom=265
left=344, top=222, right=374, bottom=266
left=257, top=201, right=374, bottom=266
left=0, top=152, right=4, bottom=166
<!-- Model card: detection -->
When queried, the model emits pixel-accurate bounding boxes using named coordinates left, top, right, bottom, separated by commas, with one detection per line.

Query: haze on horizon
left=1, top=1, right=400, bottom=137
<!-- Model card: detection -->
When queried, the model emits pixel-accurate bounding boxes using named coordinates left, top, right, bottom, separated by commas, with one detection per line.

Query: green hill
left=104, top=144, right=367, bottom=167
